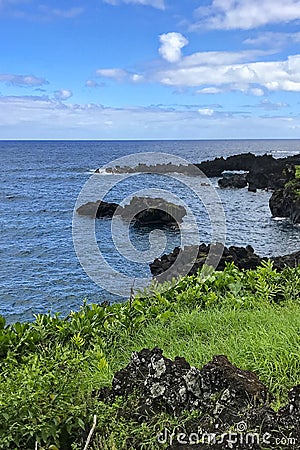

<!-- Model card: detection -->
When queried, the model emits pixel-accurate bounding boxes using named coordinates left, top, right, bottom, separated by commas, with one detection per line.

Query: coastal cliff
left=269, top=178, right=300, bottom=224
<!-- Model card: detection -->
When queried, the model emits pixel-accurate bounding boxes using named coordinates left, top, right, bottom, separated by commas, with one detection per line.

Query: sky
left=1, top=0, right=300, bottom=139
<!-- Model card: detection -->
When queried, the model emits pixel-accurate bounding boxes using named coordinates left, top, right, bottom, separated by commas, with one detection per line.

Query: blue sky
left=1, top=0, right=300, bottom=139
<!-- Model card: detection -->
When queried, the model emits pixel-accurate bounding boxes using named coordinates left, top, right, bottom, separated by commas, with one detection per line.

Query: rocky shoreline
left=93, top=152, right=300, bottom=223
left=269, top=179, right=300, bottom=224
left=90, top=153, right=300, bottom=275
left=199, top=153, right=300, bottom=191
left=150, top=243, right=300, bottom=278
left=97, top=152, right=300, bottom=192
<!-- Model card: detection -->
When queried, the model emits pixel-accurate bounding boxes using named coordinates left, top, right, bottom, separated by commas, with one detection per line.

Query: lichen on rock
left=98, top=348, right=300, bottom=448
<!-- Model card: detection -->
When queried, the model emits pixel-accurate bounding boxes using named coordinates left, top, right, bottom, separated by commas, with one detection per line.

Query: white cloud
left=0, top=73, right=48, bottom=86
left=159, top=32, right=188, bottom=63
left=198, top=108, right=214, bottom=116
left=156, top=53, right=300, bottom=93
left=85, top=80, right=105, bottom=88
left=179, top=49, right=273, bottom=67
left=258, top=99, right=289, bottom=110
left=197, top=85, right=265, bottom=96
left=54, top=89, right=73, bottom=101
left=244, top=32, right=300, bottom=47
left=131, top=73, right=144, bottom=82
left=250, top=87, right=264, bottom=96
left=0, top=94, right=298, bottom=139
left=85, top=80, right=98, bottom=87
left=197, top=87, right=223, bottom=94
left=103, top=0, right=165, bottom=9
left=243, top=98, right=289, bottom=110
left=96, top=68, right=144, bottom=83
left=194, top=0, right=300, bottom=30
left=96, top=68, right=128, bottom=81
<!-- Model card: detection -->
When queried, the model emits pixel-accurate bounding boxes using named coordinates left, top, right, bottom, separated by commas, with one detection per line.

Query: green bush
left=0, top=262, right=299, bottom=448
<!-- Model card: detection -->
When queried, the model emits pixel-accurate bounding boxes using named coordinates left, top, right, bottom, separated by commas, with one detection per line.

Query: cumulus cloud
left=54, top=89, right=73, bottom=100
left=0, top=73, right=48, bottom=86
left=156, top=53, right=300, bottom=93
left=159, top=32, right=189, bottom=63
left=103, top=0, right=165, bottom=9
left=194, top=0, right=300, bottom=30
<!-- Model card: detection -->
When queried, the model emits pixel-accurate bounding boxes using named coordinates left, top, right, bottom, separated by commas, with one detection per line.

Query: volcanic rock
left=218, top=173, right=248, bottom=189
left=150, top=243, right=300, bottom=278
left=98, top=348, right=300, bottom=449
left=76, top=200, right=119, bottom=218
left=76, top=197, right=186, bottom=227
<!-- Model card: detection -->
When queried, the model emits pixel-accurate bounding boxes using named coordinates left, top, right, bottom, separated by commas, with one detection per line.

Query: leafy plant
left=0, top=262, right=299, bottom=448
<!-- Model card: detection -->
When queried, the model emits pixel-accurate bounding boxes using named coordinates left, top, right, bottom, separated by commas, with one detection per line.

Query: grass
left=123, top=304, right=300, bottom=405
left=0, top=262, right=300, bottom=449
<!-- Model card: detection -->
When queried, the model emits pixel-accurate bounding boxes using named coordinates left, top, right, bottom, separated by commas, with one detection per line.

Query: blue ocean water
left=1, top=140, right=300, bottom=322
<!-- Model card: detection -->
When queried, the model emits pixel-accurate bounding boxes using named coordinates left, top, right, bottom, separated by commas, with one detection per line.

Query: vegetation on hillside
left=0, top=261, right=300, bottom=449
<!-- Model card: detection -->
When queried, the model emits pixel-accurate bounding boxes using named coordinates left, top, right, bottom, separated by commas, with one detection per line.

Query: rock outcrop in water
left=269, top=179, right=300, bottom=224
left=216, top=155, right=299, bottom=191
left=121, top=196, right=186, bottom=227
left=150, top=243, right=300, bottom=278
left=96, top=162, right=199, bottom=176
left=98, top=348, right=300, bottom=449
left=76, top=200, right=119, bottom=218
left=76, top=197, right=186, bottom=227
left=97, top=153, right=300, bottom=192
left=218, top=173, right=248, bottom=189
left=197, top=153, right=299, bottom=179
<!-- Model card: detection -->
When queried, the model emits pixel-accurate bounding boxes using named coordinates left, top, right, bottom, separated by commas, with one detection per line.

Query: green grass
left=0, top=262, right=300, bottom=449
left=124, top=304, right=300, bottom=404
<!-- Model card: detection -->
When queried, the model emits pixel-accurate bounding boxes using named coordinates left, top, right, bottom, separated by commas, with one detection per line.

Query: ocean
left=1, top=139, right=300, bottom=323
